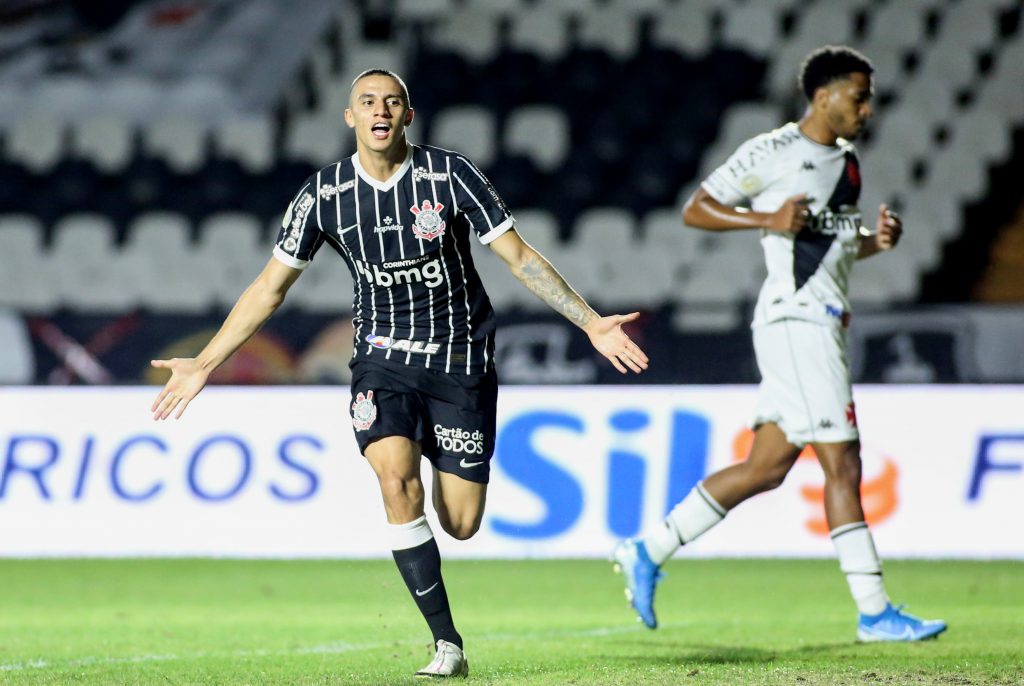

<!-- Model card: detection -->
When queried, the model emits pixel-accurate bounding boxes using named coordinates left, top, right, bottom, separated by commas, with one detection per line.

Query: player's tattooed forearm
left=517, top=254, right=595, bottom=328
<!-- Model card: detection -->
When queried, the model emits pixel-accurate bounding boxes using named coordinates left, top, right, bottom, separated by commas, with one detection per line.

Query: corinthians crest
left=351, top=390, right=377, bottom=431
left=410, top=199, right=446, bottom=241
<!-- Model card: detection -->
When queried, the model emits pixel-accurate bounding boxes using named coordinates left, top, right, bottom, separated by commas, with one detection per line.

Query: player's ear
left=405, top=108, right=414, bottom=127
left=343, top=108, right=355, bottom=129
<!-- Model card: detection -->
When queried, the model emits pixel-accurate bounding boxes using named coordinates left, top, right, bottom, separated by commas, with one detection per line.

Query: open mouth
left=371, top=122, right=391, bottom=140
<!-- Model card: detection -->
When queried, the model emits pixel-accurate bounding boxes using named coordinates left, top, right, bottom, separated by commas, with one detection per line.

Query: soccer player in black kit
left=150, top=69, right=649, bottom=677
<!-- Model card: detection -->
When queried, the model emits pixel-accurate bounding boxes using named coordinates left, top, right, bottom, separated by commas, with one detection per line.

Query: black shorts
left=349, top=360, right=498, bottom=484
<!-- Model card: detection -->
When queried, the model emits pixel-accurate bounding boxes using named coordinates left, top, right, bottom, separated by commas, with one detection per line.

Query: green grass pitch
left=0, top=559, right=1021, bottom=685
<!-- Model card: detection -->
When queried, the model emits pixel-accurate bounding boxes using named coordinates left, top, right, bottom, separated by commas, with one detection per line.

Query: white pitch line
left=0, top=623, right=663, bottom=673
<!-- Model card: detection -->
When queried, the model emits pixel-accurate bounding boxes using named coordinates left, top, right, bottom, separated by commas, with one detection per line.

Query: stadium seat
left=287, top=253, right=355, bottom=313
left=951, top=109, right=1012, bottom=164
left=143, top=116, right=209, bottom=174
left=197, top=213, right=270, bottom=308
left=72, top=115, right=134, bottom=174
left=33, top=76, right=98, bottom=122
left=124, top=212, right=212, bottom=312
left=513, top=209, right=562, bottom=256
left=396, top=0, right=454, bottom=20
left=165, top=77, right=234, bottom=121
left=429, top=106, right=496, bottom=169
left=504, top=106, right=569, bottom=173
left=722, top=5, right=782, bottom=56
left=577, top=8, right=640, bottom=59
left=0, top=214, right=59, bottom=313
left=51, top=214, right=136, bottom=312
left=650, top=4, right=713, bottom=57
left=212, top=115, right=275, bottom=173
left=7, top=114, right=64, bottom=173
left=509, top=10, right=571, bottom=61
left=933, top=0, right=1000, bottom=54
left=679, top=250, right=762, bottom=304
left=101, top=77, right=165, bottom=123
left=284, top=115, right=350, bottom=168
left=430, top=10, right=501, bottom=64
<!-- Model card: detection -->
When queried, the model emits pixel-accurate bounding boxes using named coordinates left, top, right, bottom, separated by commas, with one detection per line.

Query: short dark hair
left=799, top=46, right=873, bottom=101
left=350, top=68, right=412, bottom=107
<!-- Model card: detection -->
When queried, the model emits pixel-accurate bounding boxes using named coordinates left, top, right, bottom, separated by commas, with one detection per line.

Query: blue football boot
left=857, top=603, right=947, bottom=642
left=611, top=539, right=662, bottom=629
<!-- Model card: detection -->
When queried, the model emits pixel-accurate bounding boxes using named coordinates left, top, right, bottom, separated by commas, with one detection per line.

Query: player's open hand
left=584, top=312, right=649, bottom=374
left=873, top=203, right=902, bottom=250
left=768, top=193, right=813, bottom=233
left=150, top=358, right=210, bottom=420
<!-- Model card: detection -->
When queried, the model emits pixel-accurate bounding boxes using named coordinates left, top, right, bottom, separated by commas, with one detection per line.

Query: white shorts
left=752, top=318, right=859, bottom=447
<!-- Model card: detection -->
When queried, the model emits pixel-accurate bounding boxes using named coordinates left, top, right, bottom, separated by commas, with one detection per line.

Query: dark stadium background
left=1, top=0, right=1022, bottom=386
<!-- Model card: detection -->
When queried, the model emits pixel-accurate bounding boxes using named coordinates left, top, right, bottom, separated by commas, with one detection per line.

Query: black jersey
left=273, top=144, right=514, bottom=374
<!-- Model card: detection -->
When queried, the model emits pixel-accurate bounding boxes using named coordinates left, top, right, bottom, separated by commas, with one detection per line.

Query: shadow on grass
left=610, top=640, right=851, bottom=667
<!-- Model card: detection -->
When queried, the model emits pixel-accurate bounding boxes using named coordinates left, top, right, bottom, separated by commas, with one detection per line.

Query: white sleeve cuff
left=273, top=245, right=311, bottom=270
left=478, top=216, right=516, bottom=245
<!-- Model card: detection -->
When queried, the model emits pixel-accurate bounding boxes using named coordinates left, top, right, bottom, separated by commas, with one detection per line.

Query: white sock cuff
left=830, top=521, right=868, bottom=539
left=388, top=515, right=434, bottom=551
left=831, top=522, right=882, bottom=575
left=696, top=482, right=728, bottom=518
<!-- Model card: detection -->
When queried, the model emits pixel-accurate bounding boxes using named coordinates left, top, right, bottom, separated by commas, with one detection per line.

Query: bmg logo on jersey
left=354, top=254, right=444, bottom=288
left=434, top=425, right=486, bottom=455
left=811, top=206, right=861, bottom=236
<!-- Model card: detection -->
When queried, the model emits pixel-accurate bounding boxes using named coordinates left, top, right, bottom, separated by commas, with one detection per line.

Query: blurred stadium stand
left=2, top=0, right=1024, bottom=384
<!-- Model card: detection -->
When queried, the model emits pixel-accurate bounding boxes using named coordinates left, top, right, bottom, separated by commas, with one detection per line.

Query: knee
left=754, top=463, right=790, bottom=493
left=438, top=512, right=481, bottom=541
left=377, top=471, right=423, bottom=508
left=822, top=449, right=862, bottom=487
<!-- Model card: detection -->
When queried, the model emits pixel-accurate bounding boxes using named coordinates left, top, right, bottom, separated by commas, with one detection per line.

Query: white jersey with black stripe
left=273, top=144, right=515, bottom=374
left=701, top=122, right=864, bottom=329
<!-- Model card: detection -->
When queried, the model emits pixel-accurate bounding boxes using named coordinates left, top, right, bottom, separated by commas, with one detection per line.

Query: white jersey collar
left=352, top=144, right=414, bottom=192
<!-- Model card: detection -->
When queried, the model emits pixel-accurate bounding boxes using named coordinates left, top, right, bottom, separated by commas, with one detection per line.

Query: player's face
left=345, top=74, right=414, bottom=154
left=823, top=72, right=873, bottom=140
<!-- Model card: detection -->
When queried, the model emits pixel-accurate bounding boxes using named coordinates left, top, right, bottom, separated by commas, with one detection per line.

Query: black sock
left=392, top=538, right=462, bottom=649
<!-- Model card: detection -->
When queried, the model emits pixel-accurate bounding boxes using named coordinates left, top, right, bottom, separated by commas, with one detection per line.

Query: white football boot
left=415, top=639, right=468, bottom=678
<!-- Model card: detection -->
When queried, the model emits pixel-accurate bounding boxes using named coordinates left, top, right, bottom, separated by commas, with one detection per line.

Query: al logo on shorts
left=351, top=390, right=377, bottom=431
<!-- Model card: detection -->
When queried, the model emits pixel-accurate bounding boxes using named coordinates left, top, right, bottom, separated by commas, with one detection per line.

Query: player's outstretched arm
left=489, top=230, right=648, bottom=374
left=683, top=187, right=811, bottom=233
left=150, top=258, right=303, bottom=420
left=858, top=203, right=902, bottom=259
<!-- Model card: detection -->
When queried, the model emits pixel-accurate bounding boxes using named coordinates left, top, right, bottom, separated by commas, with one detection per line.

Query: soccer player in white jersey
left=613, top=46, right=946, bottom=642
left=149, top=69, right=648, bottom=677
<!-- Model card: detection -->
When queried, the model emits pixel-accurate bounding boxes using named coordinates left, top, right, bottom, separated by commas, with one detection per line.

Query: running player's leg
left=814, top=440, right=946, bottom=641
left=432, top=469, right=487, bottom=541
left=364, top=437, right=464, bottom=658
left=614, top=423, right=801, bottom=627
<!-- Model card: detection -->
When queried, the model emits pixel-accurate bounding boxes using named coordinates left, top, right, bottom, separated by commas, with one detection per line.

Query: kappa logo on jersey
left=365, top=334, right=441, bottom=354
left=319, top=181, right=354, bottom=200
left=351, top=390, right=377, bottom=431
left=434, top=425, right=485, bottom=455
left=353, top=255, right=445, bottom=289
left=801, top=160, right=817, bottom=171
left=412, top=166, right=449, bottom=182
left=410, top=199, right=446, bottom=241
